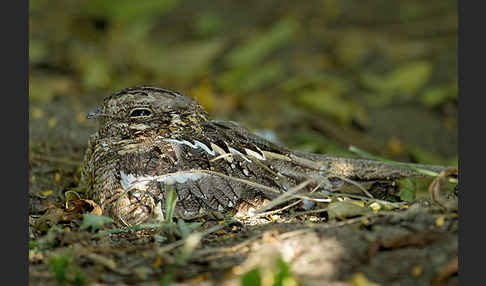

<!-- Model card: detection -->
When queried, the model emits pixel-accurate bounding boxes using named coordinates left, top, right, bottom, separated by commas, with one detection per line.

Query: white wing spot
left=245, top=148, right=265, bottom=161
left=120, top=170, right=205, bottom=189
left=164, top=138, right=256, bottom=163
left=243, top=168, right=250, bottom=176
left=210, top=142, right=227, bottom=155
left=228, top=147, right=251, bottom=162
left=163, top=139, right=215, bottom=156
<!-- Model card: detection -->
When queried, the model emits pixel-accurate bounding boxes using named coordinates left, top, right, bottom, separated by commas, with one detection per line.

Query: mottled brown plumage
left=81, top=86, right=447, bottom=226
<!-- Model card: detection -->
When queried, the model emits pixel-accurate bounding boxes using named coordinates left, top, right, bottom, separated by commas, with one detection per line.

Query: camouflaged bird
left=80, top=86, right=447, bottom=226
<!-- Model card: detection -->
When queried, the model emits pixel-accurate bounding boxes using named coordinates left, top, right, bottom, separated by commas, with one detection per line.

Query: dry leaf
left=428, top=168, right=458, bottom=207
left=432, top=256, right=458, bottom=286
left=36, top=206, right=66, bottom=226
left=66, top=199, right=102, bottom=216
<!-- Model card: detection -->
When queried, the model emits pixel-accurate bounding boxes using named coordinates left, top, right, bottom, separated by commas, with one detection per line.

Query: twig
left=308, top=191, right=405, bottom=208
left=330, top=174, right=374, bottom=198
left=349, top=145, right=458, bottom=183
left=254, top=179, right=317, bottom=214
left=289, top=208, right=328, bottom=218
left=251, top=180, right=327, bottom=217
left=93, top=223, right=161, bottom=237
left=30, top=154, right=81, bottom=167
left=193, top=235, right=260, bottom=257
left=156, top=220, right=233, bottom=255
left=251, top=200, right=302, bottom=218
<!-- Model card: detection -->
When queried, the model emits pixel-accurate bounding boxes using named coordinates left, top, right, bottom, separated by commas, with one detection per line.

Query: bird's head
left=88, top=86, right=209, bottom=139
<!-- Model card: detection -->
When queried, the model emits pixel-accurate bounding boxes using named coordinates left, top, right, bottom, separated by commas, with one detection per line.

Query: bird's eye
left=130, top=108, right=152, bottom=117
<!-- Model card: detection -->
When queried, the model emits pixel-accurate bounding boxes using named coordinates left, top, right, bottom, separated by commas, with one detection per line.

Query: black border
left=3, top=0, right=28, bottom=284
left=459, top=0, right=475, bottom=284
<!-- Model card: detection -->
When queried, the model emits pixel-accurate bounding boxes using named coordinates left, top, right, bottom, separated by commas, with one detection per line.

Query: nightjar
left=80, top=86, right=447, bottom=226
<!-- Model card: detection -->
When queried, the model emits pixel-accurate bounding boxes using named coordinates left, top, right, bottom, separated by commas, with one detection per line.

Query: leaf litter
left=29, top=1, right=457, bottom=285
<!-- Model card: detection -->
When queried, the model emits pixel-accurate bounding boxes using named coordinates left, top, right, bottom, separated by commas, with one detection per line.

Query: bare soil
left=29, top=94, right=458, bottom=286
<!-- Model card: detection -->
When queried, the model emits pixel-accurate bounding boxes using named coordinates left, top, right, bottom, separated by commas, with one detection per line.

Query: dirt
left=29, top=1, right=457, bottom=284
left=29, top=94, right=458, bottom=286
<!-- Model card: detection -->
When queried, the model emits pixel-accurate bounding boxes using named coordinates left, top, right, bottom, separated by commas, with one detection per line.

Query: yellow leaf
left=31, top=108, right=44, bottom=119
left=383, top=204, right=396, bottom=210
left=152, top=256, right=162, bottom=268
left=349, top=273, right=380, bottom=286
left=351, top=200, right=365, bottom=207
left=47, top=117, right=57, bottom=128
left=386, top=137, right=404, bottom=156
left=411, top=265, right=423, bottom=277
left=369, top=202, right=381, bottom=213
left=435, top=215, right=445, bottom=227
left=361, top=218, right=371, bottom=226
left=40, top=189, right=53, bottom=196
left=190, top=81, right=216, bottom=112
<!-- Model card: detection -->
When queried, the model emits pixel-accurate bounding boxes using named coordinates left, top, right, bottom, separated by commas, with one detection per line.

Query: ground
left=29, top=91, right=457, bottom=286
left=29, top=1, right=457, bottom=285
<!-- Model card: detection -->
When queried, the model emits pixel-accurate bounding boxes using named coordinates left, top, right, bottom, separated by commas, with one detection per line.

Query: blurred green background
left=29, top=0, right=457, bottom=165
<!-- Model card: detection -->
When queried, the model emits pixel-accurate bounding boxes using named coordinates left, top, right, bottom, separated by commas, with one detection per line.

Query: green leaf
left=397, top=178, right=416, bottom=201
left=160, top=272, right=174, bottom=286
left=165, top=187, right=178, bottom=223
left=241, top=268, right=261, bottom=286
left=225, top=19, right=298, bottom=67
left=176, top=219, right=191, bottom=239
left=296, top=90, right=367, bottom=125
left=29, top=240, right=38, bottom=249
left=218, top=63, right=284, bottom=93
left=33, top=225, right=63, bottom=250
left=144, top=39, right=226, bottom=82
left=154, top=234, right=168, bottom=244
left=176, top=220, right=203, bottom=239
left=274, top=258, right=292, bottom=286
left=81, top=0, right=180, bottom=24
left=73, top=269, right=87, bottom=286
left=29, top=40, right=48, bottom=64
left=387, top=61, right=433, bottom=94
left=194, top=13, right=223, bottom=36
left=361, top=61, right=433, bottom=95
left=327, top=201, right=371, bottom=220
left=49, top=255, right=70, bottom=284
left=81, top=59, right=112, bottom=90
left=80, top=214, right=113, bottom=233
left=282, top=74, right=345, bottom=93
left=93, top=223, right=160, bottom=237
left=421, top=82, right=458, bottom=108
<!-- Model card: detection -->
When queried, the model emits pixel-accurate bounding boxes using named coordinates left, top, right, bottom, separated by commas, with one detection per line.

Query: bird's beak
left=87, top=108, right=100, bottom=119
